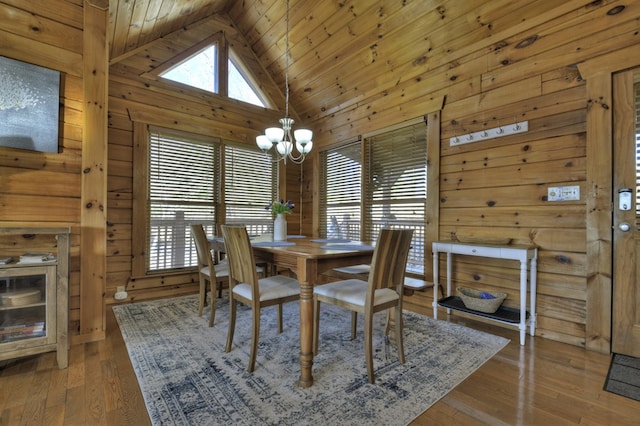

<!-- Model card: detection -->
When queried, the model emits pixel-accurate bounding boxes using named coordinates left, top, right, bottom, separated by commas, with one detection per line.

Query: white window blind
left=224, top=144, right=277, bottom=235
left=319, top=141, right=362, bottom=240
left=364, top=123, right=427, bottom=274
left=148, top=129, right=221, bottom=271
left=635, top=81, right=640, bottom=229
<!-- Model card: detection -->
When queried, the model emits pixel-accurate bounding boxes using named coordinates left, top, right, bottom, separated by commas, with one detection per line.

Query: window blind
left=363, top=123, right=427, bottom=274
left=224, top=144, right=277, bottom=235
left=635, top=81, right=640, bottom=229
left=319, top=141, right=362, bottom=240
left=148, top=130, right=221, bottom=271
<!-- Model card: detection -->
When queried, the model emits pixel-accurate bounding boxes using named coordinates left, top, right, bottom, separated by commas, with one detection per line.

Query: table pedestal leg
left=297, top=258, right=315, bottom=388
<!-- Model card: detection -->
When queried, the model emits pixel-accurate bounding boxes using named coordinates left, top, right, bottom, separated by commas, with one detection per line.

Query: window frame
left=223, top=141, right=279, bottom=235
left=152, top=32, right=224, bottom=95
left=320, top=117, right=429, bottom=277
left=132, top=123, right=279, bottom=276
left=319, top=137, right=363, bottom=240
left=142, top=32, right=273, bottom=108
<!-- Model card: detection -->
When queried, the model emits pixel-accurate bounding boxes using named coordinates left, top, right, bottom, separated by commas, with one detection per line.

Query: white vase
left=273, top=213, right=287, bottom=241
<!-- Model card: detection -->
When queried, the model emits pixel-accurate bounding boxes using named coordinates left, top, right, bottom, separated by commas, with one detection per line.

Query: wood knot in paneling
left=607, top=5, right=625, bottom=15
left=515, top=35, right=538, bottom=49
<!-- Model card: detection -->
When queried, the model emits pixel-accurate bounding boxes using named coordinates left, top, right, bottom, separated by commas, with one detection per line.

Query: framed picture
left=0, top=56, right=60, bottom=153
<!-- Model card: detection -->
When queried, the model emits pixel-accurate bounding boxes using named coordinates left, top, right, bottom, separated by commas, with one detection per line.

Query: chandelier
left=256, top=0, right=313, bottom=164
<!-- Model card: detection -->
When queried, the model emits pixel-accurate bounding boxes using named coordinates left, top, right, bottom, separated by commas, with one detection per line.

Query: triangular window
left=160, top=45, right=218, bottom=93
left=228, top=57, right=265, bottom=107
left=157, top=37, right=267, bottom=107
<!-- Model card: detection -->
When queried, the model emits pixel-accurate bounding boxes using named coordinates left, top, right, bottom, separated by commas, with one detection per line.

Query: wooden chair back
left=221, top=225, right=260, bottom=289
left=366, top=228, right=414, bottom=304
left=191, top=224, right=213, bottom=270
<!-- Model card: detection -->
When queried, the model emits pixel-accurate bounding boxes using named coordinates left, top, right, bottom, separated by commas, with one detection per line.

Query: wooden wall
left=0, top=0, right=84, bottom=338
left=107, top=14, right=303, bottom=303
left=297, top=1, right=639, bottom=351
left=1, top=0, right=639, bottom=352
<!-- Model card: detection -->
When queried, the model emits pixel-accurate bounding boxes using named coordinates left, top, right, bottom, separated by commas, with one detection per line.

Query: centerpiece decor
left=267, top=199, right=294, bottom=241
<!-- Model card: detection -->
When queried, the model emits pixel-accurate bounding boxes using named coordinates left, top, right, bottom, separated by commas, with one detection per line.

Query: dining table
left=210, top=234, right=375, bottom=388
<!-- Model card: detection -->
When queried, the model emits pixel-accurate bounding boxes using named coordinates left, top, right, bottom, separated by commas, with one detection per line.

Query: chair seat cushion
left=201, top=264, right=229, bottom=278
left=313, top=279, right=398, bottom=307
left=233, top=275, right=300, bottom=301
left=214, top=263, right=229, bottom=275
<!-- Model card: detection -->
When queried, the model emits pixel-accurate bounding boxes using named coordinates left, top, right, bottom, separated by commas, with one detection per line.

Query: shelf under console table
left=432, top=241, right=538, bottom=345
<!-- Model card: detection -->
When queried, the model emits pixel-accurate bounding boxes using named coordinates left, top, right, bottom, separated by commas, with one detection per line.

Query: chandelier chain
left=285, top=0, right=290, bottom=118
left=255, top=0, right=312, bottom=164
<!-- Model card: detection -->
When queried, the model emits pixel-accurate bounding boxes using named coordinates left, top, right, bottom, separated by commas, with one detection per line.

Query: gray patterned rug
left=113, top=294, right=509, bottom=425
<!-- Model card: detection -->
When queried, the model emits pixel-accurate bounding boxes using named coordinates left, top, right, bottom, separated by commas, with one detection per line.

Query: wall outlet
left=548, top=186, right=580, bottom=201
left=114, top=286, right=128, bottom=300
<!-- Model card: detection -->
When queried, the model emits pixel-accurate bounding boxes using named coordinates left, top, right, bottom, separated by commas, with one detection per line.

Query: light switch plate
left=548, top=186, right=580, bottom=201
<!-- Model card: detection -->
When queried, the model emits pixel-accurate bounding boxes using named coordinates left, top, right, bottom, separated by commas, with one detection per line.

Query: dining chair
left=221, top=224, right=301, bottom=372
left=313, top=228, right=414, bottom=383
left=191, top=224, right=230, bottom=327
left=328, top=264, right=433, bottom=296
left=223, top=222, right=271, bottom=276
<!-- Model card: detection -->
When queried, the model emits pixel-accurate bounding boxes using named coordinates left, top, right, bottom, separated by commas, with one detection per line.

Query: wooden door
left=612, top=68, right=640, bottom=356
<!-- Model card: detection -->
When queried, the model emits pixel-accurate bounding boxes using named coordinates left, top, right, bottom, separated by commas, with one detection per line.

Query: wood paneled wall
left=297, top=1, right=639, bottom=351
left=1, top=0, right=639, bottom=352
left=0, top=0, right=84, bottom=338
left=106, top=13, right=303, bottom=303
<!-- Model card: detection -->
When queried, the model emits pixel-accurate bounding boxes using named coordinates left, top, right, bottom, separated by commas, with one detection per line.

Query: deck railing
left=149, top=216, right=425, bottom=275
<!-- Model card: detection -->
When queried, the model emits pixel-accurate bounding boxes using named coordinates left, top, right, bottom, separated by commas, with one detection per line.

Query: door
left=612, top=68, right=640, bottom=356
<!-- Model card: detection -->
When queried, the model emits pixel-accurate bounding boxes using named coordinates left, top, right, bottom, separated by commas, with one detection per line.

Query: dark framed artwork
left=0, top=55, right=60, bottom=153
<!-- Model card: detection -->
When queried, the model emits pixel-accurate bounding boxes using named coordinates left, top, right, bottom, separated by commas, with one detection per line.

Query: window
left=224, top=144, right=278, bottom=235
left=320, top=120, right=427, bottom=275
left=364, top=123, right=427, bottom=274
left=147, top=128, right=221, bottom=272
left=319, top=140, right=362, bottom=240
left=140, top=126, right=279, bottom=275
left=158, top=38, right=267, bottom=107
left=160, top=44, right=218, bottom=93
left=228, top=54, right=266, bottom=107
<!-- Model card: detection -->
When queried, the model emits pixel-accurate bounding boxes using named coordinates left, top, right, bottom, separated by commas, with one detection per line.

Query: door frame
left=578, top=43, right=640, bottom=353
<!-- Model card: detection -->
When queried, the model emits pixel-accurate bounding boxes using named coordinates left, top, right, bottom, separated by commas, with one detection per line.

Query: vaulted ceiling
left=108, top=0, right=585, bottom=133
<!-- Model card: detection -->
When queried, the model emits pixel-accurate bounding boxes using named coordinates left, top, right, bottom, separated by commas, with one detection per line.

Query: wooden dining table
left=210, top=235, right=375, bottom=387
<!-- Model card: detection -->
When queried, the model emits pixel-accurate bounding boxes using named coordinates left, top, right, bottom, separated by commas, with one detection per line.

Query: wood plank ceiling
left=108, top=0, right=590, bottom=131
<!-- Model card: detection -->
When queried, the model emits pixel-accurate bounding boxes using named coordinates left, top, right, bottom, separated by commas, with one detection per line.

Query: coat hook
left=454, top=121, right=462, bottom=143
left=496, top=119, right=504, bottom=134
left=513, top=116, right=521, bottom=131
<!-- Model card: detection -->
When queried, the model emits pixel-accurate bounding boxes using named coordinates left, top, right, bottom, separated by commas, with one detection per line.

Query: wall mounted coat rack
left=450, top=121, right=528, bottom=146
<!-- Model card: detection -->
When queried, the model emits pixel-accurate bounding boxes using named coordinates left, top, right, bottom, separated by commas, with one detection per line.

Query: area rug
left=113, top=294, right=509, bottom=425
left=604, top=353, right=640, bottom=401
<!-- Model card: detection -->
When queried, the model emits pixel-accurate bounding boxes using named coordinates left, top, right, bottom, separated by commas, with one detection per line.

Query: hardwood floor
left=1, top=304, right=639, bottom=425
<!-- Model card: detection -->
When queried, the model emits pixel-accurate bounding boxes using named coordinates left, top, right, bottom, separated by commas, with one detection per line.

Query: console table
left=432, top=241, right=538, bottom=345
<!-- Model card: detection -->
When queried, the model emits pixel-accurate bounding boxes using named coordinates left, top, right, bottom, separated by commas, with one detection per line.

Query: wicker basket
left=457, top=287, right=507, bottom=313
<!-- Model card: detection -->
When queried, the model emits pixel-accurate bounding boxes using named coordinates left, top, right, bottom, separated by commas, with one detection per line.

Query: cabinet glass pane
left=0, top=273, right=47, bottom=343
